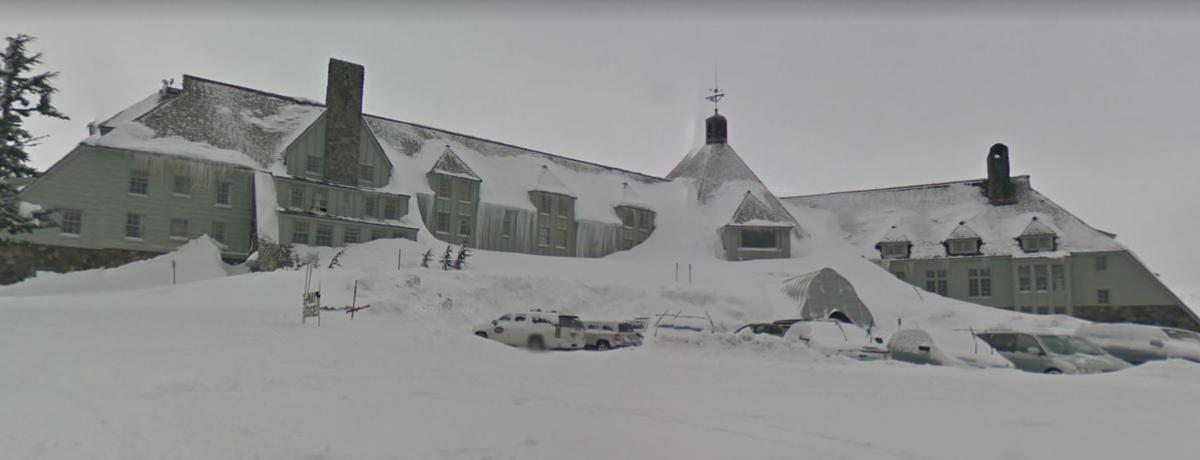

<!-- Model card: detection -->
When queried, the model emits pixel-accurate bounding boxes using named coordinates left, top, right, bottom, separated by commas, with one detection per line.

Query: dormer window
left=879, top=242, right=909, bottom=259
left=947, top=238, right=981, bottom=256
left=1018, top=216, right=1058, bottom=253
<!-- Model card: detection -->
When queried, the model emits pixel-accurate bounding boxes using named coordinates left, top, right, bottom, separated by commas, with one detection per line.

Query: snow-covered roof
left=947, top=222, right=981, bottom=240
left=531, top=165, right=573, bottom=196
left=782, top=176, right=1123, bottom=259
left=617, top=182, right=654, bottom=211
left=1020, top=216, right=1058, bottom=237
left=728, top=191, right=793, bottom=228
left=428, top=146, right=481, bottom=182
left=667, top=143, right=763, bottom=204
left=879, top=226, right=910, bottom=244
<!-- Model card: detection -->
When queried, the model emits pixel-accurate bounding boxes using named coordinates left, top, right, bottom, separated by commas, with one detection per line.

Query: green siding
left=15, top=145, right=254, bottom=257
left=282, top=113, right=391, bottom=187
left=528, top=191, right=576, bottom=257
left=278, top=213, right=416, bottom=247
left=274, top=177, right=409, bottom=222
left=421, top=173, right=481, bottom=246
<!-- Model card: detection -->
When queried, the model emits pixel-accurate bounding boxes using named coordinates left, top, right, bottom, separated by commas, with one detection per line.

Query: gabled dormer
left=615, top=182, right=656, bottom=250
left=424, top=146, right=481, bottom=245
left=528, top=165, right=575, bottom=256
left=875, top=226, right=912, bottom=259
left=1018, top=216, right=1058, bottom=253
left=944, top=221, right=982, bottom=256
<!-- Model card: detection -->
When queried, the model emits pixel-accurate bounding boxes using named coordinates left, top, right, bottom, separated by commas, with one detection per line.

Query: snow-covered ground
left=3, top=235, right=1200, bottom=459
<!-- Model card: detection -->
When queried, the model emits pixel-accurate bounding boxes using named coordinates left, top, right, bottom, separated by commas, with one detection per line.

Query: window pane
left=170, top=218, right=189, bottom=238
left=739, top=229, right=777, bottom=249
left=359, top=164, right=374, bottom=183
left=211, top=222, right=227, bottom=243
left=129, top=170, right=149, bottom=195
left=553, top=228, right=567, bottom=248
left=343, top=227, right=360, bottom=244
left=315, top=224, right=334, bottom=246
left=383, top=198, right=399, bottom=219
left=216, top=181, right=232, bottom=205
left=557, top=198, right=569, bottom=217
left=436, top=212, right=450, bottom=233
left=306, top=156, right=321, bottom=173
left=458, top=215, right=472, bottom=237
left=125, top=214, right=143, bottom=238
left=291, top=221, right=309, bottom=244
left=364, top=196, right=378, bottom=218
left=1096, top=256, right=1108, bottom=271
left=370, top=229, right=387, bottom=241
left=60, top=209, right=82, bottom=235
left=1035, top=265, right=1048, bottom=291
left=1098, top=289, right=1110, bottom=304
left=501, top=210, right=515, bottom=237
left=538, top=226, right=550, bottom=246
left=173, top=175, right=192, bottom=195
left=290, top=187, right=305, bottom=208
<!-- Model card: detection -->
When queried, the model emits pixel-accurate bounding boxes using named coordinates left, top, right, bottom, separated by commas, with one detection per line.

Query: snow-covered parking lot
left=3, top=238, right=1199, bottom=459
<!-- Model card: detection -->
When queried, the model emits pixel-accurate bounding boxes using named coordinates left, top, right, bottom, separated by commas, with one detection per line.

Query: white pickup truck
left=473, top=310, right=586, bottom=351
left=583, top=321, right=643, bottom=350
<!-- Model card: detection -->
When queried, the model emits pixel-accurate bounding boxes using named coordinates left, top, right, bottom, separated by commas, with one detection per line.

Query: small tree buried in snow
left=421, top=249, right=433, bottom=268
left=250, top=237, right=297, bottom=272
left=0, top=34, right=67, bottom=238
left=453, top=244, right=471, bottom=270
left=441, top=245, right=454, bottom=271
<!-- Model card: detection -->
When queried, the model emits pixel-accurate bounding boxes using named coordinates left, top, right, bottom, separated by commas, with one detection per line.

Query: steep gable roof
left=879, top=226, right=910, bottom=243
left=428, top=146, right=481, bottom=181
left=531, top=165, right=573, bottom=196
left=947, top=222, right=981, bottom=240
left=728, top=191, right=794, bottom=227
left=1020, top=217, right=1058, bottom=236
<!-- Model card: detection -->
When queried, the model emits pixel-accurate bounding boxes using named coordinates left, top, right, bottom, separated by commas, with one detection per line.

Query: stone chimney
left=986, top=143, right=1015, bottom=205
left=323, top=58, right=365, bottom=185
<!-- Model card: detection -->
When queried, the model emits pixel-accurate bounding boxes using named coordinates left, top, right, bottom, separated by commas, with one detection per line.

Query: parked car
left=783, top=320, right=888, bottom=361
left=473, top=310, right=586, bottom=351
left=1075, top=323, right=1200, bottom=365
left=887, top=328, right=1013, bottom=369
left=976, top=330, right=1131, bottom=374
left=583, top=321, right=634, bottom=350
left=618, top=322, right=644, bottom=347
left=734, top=323, right=788, bottom=337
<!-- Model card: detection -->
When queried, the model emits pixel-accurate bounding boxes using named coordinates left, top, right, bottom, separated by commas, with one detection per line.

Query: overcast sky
left=5, top=1, right=1200, bottom=290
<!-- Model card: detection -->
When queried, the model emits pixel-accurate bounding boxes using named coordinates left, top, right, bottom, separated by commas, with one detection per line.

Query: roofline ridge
left=182, top=74, right=326, bottom=107
left=781, top=175, right=1032, bottom=200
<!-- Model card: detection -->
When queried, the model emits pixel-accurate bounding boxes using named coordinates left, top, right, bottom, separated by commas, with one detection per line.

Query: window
left=621, top=237, right=636, bottom=250
left=60, top=209, right=82, bottom=235
left=1034, top=265, right=1048, bottom=292
left=880, top=243, right=908, bottom=259
left=1098, top=289, right=1111, bottom=305
left=1096, top=256, right=1108, bottom=271
left=540, top=194, right=552, bottom=214
left=948, top=239, right=977, bottom=255
left=215, top=181, right=232, bottom=206
left=129, top=169, right=149, bottom=195
left=1020, top=306, right=1033, bottom=313
left=553, top=229, right=568, bottom=248
left=291, top=221, right=310, bottom=244
left=513, top=314, right=526, bottom=322
left=315, top=224, right=334, bottom=246
left=436, top=212, right=450, bottom=234
left=311, top=189, right=329, bottom=212
left=986, top=333, right=1016, bottom=352
left=620, top=208, right=635, bottom=228
left=639, top=209, right=653, bottom=230
left=392, top=230, right=408, bottom=239
left=557, top=197, right=569, bottom=217
left=458, top=215, right=472, bottom=237
left=125, top=214, right=143, bottom=239
left=364, top=196, right=378, bottom=218
left=739, top=229, right=777, bottom=249
left=289, top=187, right=305, bottom=208
left=1053, top=307, right=1067, bottom=315
left=211, top=222, right=227, bottom=244
left=172, top=175, right=192, bottom=196
left=170, top=218, right=189, bottom=240
left=968, top=268, right=992, bottom=297
left=456, top=180, right=472, bottom=203
left=437, top=176, right=451, bottom=196
left=925, top=270, right=948, bottom=296
left=1037, top=306, right=1050, bottom=315
left=501, top=210, right=516, bottom=237
left=538, top=226, right=551, bottom=247
left=892, top=270, right=906, bottom=280
left=1051, top=265, right=1065, bottom=291
left=1018, top=265, right=1031, bottom=292
left=1023, top=235, right=1055, bottom=252
left=359, top=164, right=374, bottom=184
left=343, top=227, right=360, bottom=245
left=383, top=197, right=400, bottom=220
left=1015, top=335, right=1042, bottom=354
left=305, top=156, right=322, bottom=174
left=370, top=229, right=387, bottom=241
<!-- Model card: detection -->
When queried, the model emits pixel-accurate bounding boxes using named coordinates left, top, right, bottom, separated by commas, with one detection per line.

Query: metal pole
left=351, top=280, right=358, bottom=320
left=674, top=262, right=678, bottom=282
left=688, top=264, right=692, bottom=284
left=171, top=260, right=176, bottom=285
left=397, top=248, right=402, bottom=270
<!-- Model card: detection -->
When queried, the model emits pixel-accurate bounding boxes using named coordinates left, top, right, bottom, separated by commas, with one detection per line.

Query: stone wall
left=322, top=59, right=364, bottom=186
left=1074, top=304, right=1200, bottom=332
left=0, top=242, right=158, bottom=285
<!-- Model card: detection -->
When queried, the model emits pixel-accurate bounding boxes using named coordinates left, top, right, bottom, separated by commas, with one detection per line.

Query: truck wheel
left=596, top=341, right=610, bottom=351
left=475, top=332, right=488, bottom=339
left=527, top=336, right=546, bottom=351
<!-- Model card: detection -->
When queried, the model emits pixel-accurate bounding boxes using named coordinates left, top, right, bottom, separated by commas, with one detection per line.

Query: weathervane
left=705, top=67, right=725, bottom=113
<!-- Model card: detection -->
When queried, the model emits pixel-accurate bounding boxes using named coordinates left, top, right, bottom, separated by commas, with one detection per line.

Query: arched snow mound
left=781, top=267, right=875, bottom=328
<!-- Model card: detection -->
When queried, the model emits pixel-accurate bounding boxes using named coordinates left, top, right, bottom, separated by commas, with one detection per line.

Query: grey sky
left=6, top=1, right=1200, bottom=289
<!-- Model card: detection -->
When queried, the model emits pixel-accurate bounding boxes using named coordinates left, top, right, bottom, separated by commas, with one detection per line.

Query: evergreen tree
left=441, top=245, right=454, bottom=271
left=453, top=244, right=471, bottom=270
left=420, top=249, right=433, bottom=268
left=1, top=34, right=67, bottom=236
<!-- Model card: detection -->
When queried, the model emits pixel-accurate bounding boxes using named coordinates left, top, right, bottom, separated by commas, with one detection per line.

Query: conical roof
left=728, top=191, right=793, bottom=227
left=947, top=221, right=981, bottom=240
left=1020, top=216, right=1057, bottom=236
left=428, top=145, right=481, bottom=181
left=530, top=165, right=573, bottom=196
left=667, top=143, right=765, bottom=204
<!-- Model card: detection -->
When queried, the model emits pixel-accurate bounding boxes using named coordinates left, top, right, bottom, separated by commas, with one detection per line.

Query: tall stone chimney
left=323, top=59, right=365, bottom=185
left=986, top=143, right=1015, bottom=205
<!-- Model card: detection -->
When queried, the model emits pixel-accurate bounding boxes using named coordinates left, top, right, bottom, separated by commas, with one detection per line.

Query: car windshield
left=1163, top=329, right=1200, bottom=344
left=1064, top=337, right=1104, bottom=355
left=1037, top=335, right=1077, bottom=355
left=618, top=323, right=635, bottom=332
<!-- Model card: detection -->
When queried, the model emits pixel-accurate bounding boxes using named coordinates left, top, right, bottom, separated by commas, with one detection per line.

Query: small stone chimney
left=986, top=143, right=1015, bottom=205
left=323, top=59, right=365, bottom=185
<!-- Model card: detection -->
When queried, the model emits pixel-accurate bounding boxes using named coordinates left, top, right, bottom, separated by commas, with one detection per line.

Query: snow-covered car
left=976, top=331, right=1130, bottom=374
left=887, top=328, right=1013, bottom=369
left=1075, top=323, right=1200, bottom=365
left=473, top=310, right=586, bottom=351
left=583, top=321, right=639, bottom=350
left=783, top=320, right=888, bottom=361
left=734, top=322, right=788, bottom=337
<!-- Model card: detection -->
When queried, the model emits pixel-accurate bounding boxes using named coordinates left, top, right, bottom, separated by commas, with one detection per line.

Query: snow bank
left=0, top=236, right=231, bottom=297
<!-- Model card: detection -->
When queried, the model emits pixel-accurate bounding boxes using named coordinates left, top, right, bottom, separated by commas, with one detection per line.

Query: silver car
left=977, top=331, right=1131, bottom=374
left=1076, top=323, right=1200, bottom=364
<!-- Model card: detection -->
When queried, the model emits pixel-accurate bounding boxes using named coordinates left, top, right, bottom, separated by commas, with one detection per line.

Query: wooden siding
left=421, top=173, right=481, bottom=247
left=277, top=213, right=416, bottom=247
left=282, top=113, right=391, bottom=187
left=529, top=191, right=576, bottom=257
left=15, top=145, right=254, bottom=257
left=274, top=176, right=409, bottom=223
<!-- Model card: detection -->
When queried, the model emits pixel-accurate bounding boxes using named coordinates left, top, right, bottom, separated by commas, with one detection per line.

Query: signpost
left=302, top=263, right=320, bottom=326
